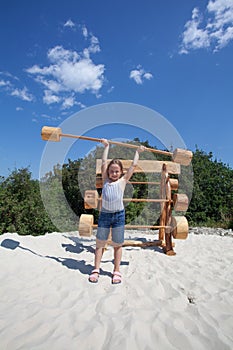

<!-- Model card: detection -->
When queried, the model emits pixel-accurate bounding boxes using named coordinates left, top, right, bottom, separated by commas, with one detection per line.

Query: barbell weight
left=41, top=126, right=193, bottom=165
left=171, top=216, right=189, bottom=239
left=84, top=190, right=99, bottom=209
left=83, top=190, right=187, bottom=210
left=173, top=193, right=189, bottom=212
left=78, top=214, right=189, bottom=240
left=78, top=214, right=94, bottom=237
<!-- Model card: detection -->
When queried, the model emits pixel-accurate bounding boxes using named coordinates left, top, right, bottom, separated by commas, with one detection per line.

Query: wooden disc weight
left=172, top=148, right=193, bottom=166
left=41, top=126, right=61, bottom=141
left=171, top=216, right=189, bottom=239
left=173, top=193, right=189, bottom=211
left=79, top=214, right=94, bottom=237
left=84, top=190, right=99, bottom=209
left=169, top=178, right=179, bottom=191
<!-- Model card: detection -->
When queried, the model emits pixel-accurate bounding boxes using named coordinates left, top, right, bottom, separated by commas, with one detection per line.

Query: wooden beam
left=96, top=159, right=180, bottom=174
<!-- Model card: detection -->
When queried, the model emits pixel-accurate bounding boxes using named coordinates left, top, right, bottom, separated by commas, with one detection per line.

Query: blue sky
left=1, top=0, right=233, bottom=179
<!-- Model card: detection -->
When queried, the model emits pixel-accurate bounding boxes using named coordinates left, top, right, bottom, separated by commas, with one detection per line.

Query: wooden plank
left=96, top=177, right=160, bottom=188
left=122, top=240, right=162, bottom=247
left=96, top=159, right=180, bottom=174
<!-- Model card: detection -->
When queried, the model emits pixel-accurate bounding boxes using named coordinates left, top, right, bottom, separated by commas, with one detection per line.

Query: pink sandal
left=112, top=271, right=122, bottom=284
left=88, top=269, right=100, bottom=283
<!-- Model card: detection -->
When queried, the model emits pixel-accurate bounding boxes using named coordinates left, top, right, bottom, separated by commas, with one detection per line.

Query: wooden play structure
left=41, top=126, right=193, bottom=255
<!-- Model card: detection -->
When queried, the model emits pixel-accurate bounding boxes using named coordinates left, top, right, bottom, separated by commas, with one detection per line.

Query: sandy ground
left=0, top=230, right=233, bottom=350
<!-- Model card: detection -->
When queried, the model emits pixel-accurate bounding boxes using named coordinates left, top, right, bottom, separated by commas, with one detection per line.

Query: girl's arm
left=101, top=139, right=109, bottom=180
left=124, top=145, right=145, bottom=181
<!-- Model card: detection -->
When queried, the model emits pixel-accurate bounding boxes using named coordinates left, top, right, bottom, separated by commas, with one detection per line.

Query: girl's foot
left=112, top=271, right=122, bottom=284
left=88, top=269, right=100, bottom=283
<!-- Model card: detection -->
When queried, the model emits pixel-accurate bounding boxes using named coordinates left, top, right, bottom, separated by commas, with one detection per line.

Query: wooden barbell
left=79, top=214, right=188, bottom=240
left=84, top=190, right=188, bottom=211
left=41, top=126, right=193, bottom=165
left=96, top=177, right=178, bottom=189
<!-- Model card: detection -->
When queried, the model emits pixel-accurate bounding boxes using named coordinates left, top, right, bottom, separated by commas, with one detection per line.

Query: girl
left=89, top=139, right=145, bottom=284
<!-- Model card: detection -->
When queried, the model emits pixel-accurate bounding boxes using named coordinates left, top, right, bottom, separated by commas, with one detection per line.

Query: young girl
left=89, top=139, right=145, bottom=284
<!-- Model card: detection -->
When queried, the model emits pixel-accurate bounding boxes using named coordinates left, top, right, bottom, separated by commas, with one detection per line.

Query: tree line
left=0, top=142, right=232, bottom=235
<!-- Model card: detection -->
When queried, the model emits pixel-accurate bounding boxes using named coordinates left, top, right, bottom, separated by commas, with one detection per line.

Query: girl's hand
left=137, top=145, right=145, bottom=153
left=101, top=138, right=109, bottom=147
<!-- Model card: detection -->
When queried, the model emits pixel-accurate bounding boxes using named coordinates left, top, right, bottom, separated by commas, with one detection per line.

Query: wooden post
left=164, top=171, right=176, bottom=255
left=159, top=164, right=176, bottom=255
left=159, top=164, right=166, bottom=244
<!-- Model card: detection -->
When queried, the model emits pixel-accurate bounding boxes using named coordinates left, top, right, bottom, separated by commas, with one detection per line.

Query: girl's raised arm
left=101, top=139, right=109, bottom=180
left=124, top=145, right=145, bottom=181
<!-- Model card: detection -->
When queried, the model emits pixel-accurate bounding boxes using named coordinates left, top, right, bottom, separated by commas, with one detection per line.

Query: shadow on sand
left=0, top=237, right=112, bottom=277
left=1, top=234, right=162, bottom=278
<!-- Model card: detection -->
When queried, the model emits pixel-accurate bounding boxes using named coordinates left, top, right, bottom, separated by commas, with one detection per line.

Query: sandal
left=88, top=269, right=100, bottom=283
left=112, top=271, right=122, bottom=284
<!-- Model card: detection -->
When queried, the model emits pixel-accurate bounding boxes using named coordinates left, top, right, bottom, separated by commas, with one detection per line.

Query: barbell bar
left=41, top=126, right=193, bottom=165
left=79, top=214, right=188, bottom=240
left=84, top=190, right=188, bottom=211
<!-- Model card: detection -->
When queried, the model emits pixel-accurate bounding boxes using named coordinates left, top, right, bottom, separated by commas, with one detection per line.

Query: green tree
left=186, top=148, right=233, bottom=228
left=0, top=168, right=56, bottom=235
left=1, top=143, right=232, bottom=236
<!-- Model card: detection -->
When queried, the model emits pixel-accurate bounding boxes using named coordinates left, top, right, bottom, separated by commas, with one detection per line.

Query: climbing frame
left=80, top=159, right=190, bottom=255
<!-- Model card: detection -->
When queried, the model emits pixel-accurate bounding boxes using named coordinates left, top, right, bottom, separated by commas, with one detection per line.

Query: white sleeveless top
left=101, top=177, right=126, bottom=212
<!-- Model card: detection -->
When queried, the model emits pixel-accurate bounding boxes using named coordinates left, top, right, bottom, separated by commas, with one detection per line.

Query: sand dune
left=0, top=230, right=233, bottom=350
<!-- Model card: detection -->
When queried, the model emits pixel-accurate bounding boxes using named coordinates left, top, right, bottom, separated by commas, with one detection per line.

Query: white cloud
left=130, top=70, right=143, bottom=84
left=41, top=113, right=62, bottom=122
left=40, top=81, right=86, bottom=110
left=143, top=72, right=153, bottom=80
left=0, top=77, right=13, bottom=90
left=61, top=95, right=76, bottom=109
left=130, top=66, right=153, bottom=85
left=83, top=35, right=100, bottom=58
left=180, top=0, right=233, bottom=53
left=0, top=24, right=105, bottom=110
left=180, top=8, right=210, bottom=54
left=77, top=101, right=86, bottom=109
left=35, top=76, right=62, bottom=93
left=57, top=59, right=104, bottom=92
left=107, top=85, right=114, bottom=93
left=82, top=25, right=88, bottom=38
left=0, top=79, right=10, bottom=87
left=48, top=46, right=79, bottom=63
left=0, top=71, right=19, bottom=81
left=11, top=87, right=34, bottom=101
left=43, top=90, right=61, bottom=105
left=64, top=19, right=75, bottom=28
left=26, top=28, right=105, bottom=109
left=0, top=73, right=34, bottom=103
left=30, top=52, right=104, bottom=94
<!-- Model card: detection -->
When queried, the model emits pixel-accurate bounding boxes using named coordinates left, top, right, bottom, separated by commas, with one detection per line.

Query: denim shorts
left=96, top=209, right=125, bottom=245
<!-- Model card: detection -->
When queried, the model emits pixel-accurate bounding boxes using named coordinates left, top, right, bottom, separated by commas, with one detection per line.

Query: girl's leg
left=94, top=246, right=104, bottom=269
left=112, top=211, right=125, bottom=272
left=113, top=246, right=122, bottom=272
left=89, top=245, right=104, bottom=283
left=112, top=246, right=123, bottom=284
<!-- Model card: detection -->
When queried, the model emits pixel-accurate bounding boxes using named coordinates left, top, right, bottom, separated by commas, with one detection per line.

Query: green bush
left=0, top=143, right=232, bottom=235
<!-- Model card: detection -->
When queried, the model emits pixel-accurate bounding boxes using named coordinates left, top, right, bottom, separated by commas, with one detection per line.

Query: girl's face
left=108, top=164, right=122, bottom=182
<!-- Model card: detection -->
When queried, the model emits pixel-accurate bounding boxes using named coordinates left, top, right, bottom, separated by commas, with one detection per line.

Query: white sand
left=0, top=230, right=233, bottom=350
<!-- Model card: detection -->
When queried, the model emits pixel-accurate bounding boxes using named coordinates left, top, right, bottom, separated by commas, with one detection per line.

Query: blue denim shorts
left=96, top=209, right=125, bottom=245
